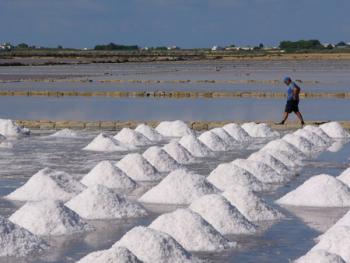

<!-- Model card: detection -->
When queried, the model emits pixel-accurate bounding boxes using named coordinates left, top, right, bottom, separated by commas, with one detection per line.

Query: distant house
left=167, top=46, right=180, bottom=50
left=211, top=45, right=224, bottom=51
left=0, top=43, right=13, bottom=51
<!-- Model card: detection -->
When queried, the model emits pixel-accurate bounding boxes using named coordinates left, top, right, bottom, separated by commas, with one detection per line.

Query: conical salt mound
left=303, top=125, right=333, bottom=142
left=113, top=226, right=199, bottom=263
left=116, top=153, right=162, bottom=181
left=162, top=141, right=195, bottom=164
left=83, top=133, right=130, bottom=152
left=6, top=168, right=85, bottom=202
left=207, top=162, right=265, bottom=192
left=135, top=124, right=164, bottom=142
left=142, top=146, right=181, bottom=172
left=223, top=186, right=284, bottom=221
left=241, top=122, right=279, bottom=138
left=258, top=148, right=304, bottom=168
left=114, top=128, right=152, bottom=146
left=320, top=122, right=350, bottom=138
left=139, top=169, right=218, bottom=205
left=179, top=134, right=214, bottom=157
left=0, top=119, right=30, bottom=137
left=149, top=208, right=235, bottom=252
left=210, top=128, right=237, bottom=148
left=223, top=123, right=251, bottom=142
left=198, top=131, right=231, bottom=151
left=155, top=120, right=194, bottom=137
left=248, top=151, right=293, bottom=176
left=282, top=134, right=316, bottom=155
left=65, top=185, right=147, bottom=219
left=0, top=215, right=48, bottom=257
left=261, top=139, right=307, bottom=159
left=50, top=128, right=78, bottom=138
left=276, top=174, right=350, bottom=207
left=294, top=129, right=330, bottom=147
left=189, top=194, right=257, bottom=235
left=77, top=246, right=142, bottom=263
left=337, top=167, right=350, bottom=188
left=320, top=209, right=350, bottom=239
left=80, top=161, right=136, bottom=190
left=295, top=250, right=346, bottom=263
left=9, top=200, right=94, bottom=236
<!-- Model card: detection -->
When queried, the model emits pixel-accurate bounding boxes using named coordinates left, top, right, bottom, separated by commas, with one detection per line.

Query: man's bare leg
left=295, top=112, right=305, bottom=125
left=277, top=112, right=289, bottom=125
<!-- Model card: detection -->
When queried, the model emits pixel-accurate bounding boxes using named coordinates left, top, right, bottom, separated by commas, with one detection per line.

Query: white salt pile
left=223, top=123, right=252, bottom=142
left=198, top=131, right=231, bottom=151
left=139, top=169, right=218, bottom=205
left=282, top=134, right=315, bottom=155
left=0, top=215, right=48, bottom=257
left=50, top=128, right=78, bottom=138
left=0, top=134, right=5, bottom=142
left=142, top=146, right=181, bottom=172
left=189, top=194, right=257, bottom=235
left=149, top=208, right=235, bottom=252
left=116, top=153, right=162, bottom=181
left=162, top=141, right=195, bottom=164
left=241, top=122, right=279, bottom=138
left=223, top=186, right=284, bottom=221
left=6, top=168, right=85, bottom=202
left=248, top=151, right=293, bottom=176
left=9, top=200, right=93, bottom=236
left=179, top=134, right=214, bottom=157
left=207, top=162, right=265, bottom=192
left=80, top=161, right=136, bottom=190
left=295, top=250, right=346, bottom=263
left=155, top=120, right=194, bottom=137
left=0, top=119, right=30, bottom=137
left=294, top=129, right=330, bottom=147
left=210, top=128, right=237, bottom=147
left=259, top=148, right=304, bottom=168
left=0, top=139, right=13, bottom=149
left=113, top=226, right=198, bottom=263
left=337, top=167, right=350, bottom=187
left=320, top=122, right=350, bottom=138
left=276, top=174, right=350, bottom=207
left=261, top=139, right=307, bottom=159
left=114, top=128, right=152, bottom=146
left=320, top=209, right=350, bottom=238
left=303, top=125, right=333, bottom=142
left=83, top=133, right=130, bottom=152
left=66, top=185, right=147, bottom=219
left=77, top=246, right=142, bottom=263
left=135, top=123, right=164, bottom=142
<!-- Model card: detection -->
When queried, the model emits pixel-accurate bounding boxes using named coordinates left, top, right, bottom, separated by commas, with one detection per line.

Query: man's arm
left=292, top=84, right=300, bottom=100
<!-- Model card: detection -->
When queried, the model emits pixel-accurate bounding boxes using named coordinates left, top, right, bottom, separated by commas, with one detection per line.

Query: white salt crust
left=241, top=122, right=279, bottom=138
left=261, top=139, right=307, bottom=159
left=83, top=133, right=130, bottom=152
left=77, top=246, right=142, bottom=263
left=142, top=146, right=181, bottom=172
left=282, top=134, right=316, bottom=155
left=0, top=119, right=30, bottom=137
left=320, top=122, right=350, bottom=138
left=198, top=131, right=231, bottom=151
left=179, top=134, right=214, bottom=158
left=303, top=125, right=333, bottom=142
left=294, top=129, right=330, bottom=147
left=337, top=167, right=350, bottom=188
left=223, top=123, right=252, bottom=142
left=248, top=151, right=293, bottom=176
left=294, top=250, right=346, bottom=263
left=155, top=120, right=194, bottom=137
left=210, top=128, right=237, bottom=148
left=162, top=141, right=195, bottom=164
left=135, top=124, right=164, bottom=141
left=50, top=128, right=78, bottom=138
left=114, top=128, right=152, bottom=146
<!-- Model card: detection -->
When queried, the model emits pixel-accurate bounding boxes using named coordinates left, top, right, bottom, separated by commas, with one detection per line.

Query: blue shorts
left=285, top=100, right=299, bottom=113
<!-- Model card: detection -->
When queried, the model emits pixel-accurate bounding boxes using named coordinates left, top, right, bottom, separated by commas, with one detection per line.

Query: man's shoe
left=301, top=121, right=305, bottom=127
left=275, top=121, right=285, bottom=125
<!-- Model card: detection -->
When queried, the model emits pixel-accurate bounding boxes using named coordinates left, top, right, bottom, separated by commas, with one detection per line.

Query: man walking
left=277, top=77, right=305, bottom=126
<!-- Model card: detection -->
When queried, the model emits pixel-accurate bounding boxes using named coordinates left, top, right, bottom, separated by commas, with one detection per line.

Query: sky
left=0, top=0, right=349, bottom=48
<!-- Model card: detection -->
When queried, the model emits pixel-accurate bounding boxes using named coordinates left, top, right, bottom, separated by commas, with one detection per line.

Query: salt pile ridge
left=6, top=168, right=85, bottom=202
left=295, top=250, right=346, bottom=263
left=337, top=167, right=350, bottom=187
left=83, top=133, right=130, bottom=152
left=149, top=208, right=235, bottom=252
left=259, top=148, right=303, bottom=168
left=77, top=246, right=142, bottom=263
left=116, top=153, right=162, bottom=181
left=142, top=146, right=181, bottom=172
left=241, top=122, right=279, bottom=138
left=114, top=128, right=152, bottom=146
left=223, top=123, right=252, bottom=142
left=156, top=120, right=194, bottom=137
left=139, top=169, right=218, bottom=205
left=320, top=122, right=350, bottom=138
left=211, top=128, right=237, bottom=147
left=282, top=134, right=316, bottom=155
left=198, top=131, right=231, bottom=151
left=0, top=119, right=30, bottom=137
left=248, top=151, right=293, bottom=176
left=207, top=162, right=265, bottom=192
left=303, top=125, right=333, bottom=142
left=66, top=185, right=147, bottom=219
left=320, top=209, right=350, bottom=238
left=162, top=141, right=195, bottom=164
left=262, top=139, right=307, bottom=159
left=0, top=215, right=48, bottom=257
left=179, top=134, right=214, bottom=157
left=294, top=129, right=330, bottom=147
left=276, top=174, right=350, bottom=207
left=135, top=124, right=164, bottom=141
left=9, top=200, right=93, bottom=236
left=189, top=194, right=257, bottom=235
left=223, top=186, right=284, bottom=221
left=50, top=128, right=78, bottom=138
left=113, top=226, right=199, bottom=263
left=80, top=161, right=136, bottom=190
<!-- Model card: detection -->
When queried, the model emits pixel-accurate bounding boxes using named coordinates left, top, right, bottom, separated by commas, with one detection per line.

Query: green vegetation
left=94, top=43, right=138, bottom=51
left=279, top=39, right=324, bottom=51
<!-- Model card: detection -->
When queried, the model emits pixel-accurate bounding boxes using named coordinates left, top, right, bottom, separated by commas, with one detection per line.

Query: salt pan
left=337, top=167, right=350, bottom=188
left=83, top=133, right=130, bottom=152
left=135, top=124, right=164, bottom=142
left=320, top=122, right=350, bottom=138
left=156, top=120, right=194, bottom=137
left=0, top=119, right=30, bottom=137
left=114, top=128, right=152, bottom=146
left=294, top=129, right=330, bottom=147
left=77, top=246, right=142, bottom=263
left=198, top=131, right=231, bottom=151
left=179, top=134, right=214, bottom=157
left=50, top=128, right=78, bottom=138
left=162, top=141, right=195, bottom=164
left=282, top=134, right=316, bottom=155
left=223, top=123, right=252, bottom=142
left=241, top=122, right=279, bottom=138
left=142, top=146, right=181, bottom=172
left=295, top=250, right=346, bottom=263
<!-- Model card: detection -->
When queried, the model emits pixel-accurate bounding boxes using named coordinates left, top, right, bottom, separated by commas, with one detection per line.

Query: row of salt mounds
left=337, top=167, right=350, bottom=188
left=155, top=120, right=194, bottom=137
left=303, top=125, right=333, bottom=142
left=294, top=250, right=346, bottom=263
left=241, top=122, right=279, bottom=138
left=139, top=169, right=218, bottom=205
left=320, top=122, right=350, bottom=138
left=113, top=226, right=200, bottom=263
left=0, top=119, right=30, bottom=137
left=189, top=194, right=257, bottom=235
left=6, top=168, right=85, bottom=202
left=0, top=216, right=48, bottom=257
left=149, top=208, right=235, bottom=252
left=80, top=161, right=137, bottom=190
left=179, top=134, right=214, bottom=158
left=223, top=186, right=284, bottom=221
left=83, top=133, right=131, bottom=152
left=198, top=130, right=231, bottom=151
left=211, top=127, right=237, bottom=148
left=282, top=133, right=316, bottom=156
left=114, top=128, right=152, bottom=146
left=77, top=246, right=142, bottom=263
left=135, top=124, right=164, bottom=142
left=207, top=162, right=265, bottom=192
left=65, top=185, right=147, bottom=219
left=162, top=141, right=195, bottom=164
left=294, top=128, right=330, bottom=148
left=9, top=200, right=94, bottom=236
left=142, top=146, right=181, bottom=172
left=116, top=153, right=162, bottom=181
left=223, top=123, right=252, bottom=142
left=276, top=174, right=350, bottom=207
left=261, top=139, right=307, bottom=160
left=50, top=128, right=78, bottom=138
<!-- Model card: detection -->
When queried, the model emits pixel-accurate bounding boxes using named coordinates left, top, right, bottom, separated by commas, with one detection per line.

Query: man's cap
left=284, top=76, right=291, bottom=82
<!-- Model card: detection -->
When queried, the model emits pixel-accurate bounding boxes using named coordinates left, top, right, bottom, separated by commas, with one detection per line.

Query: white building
left=211, top=45, right=224, bottom=51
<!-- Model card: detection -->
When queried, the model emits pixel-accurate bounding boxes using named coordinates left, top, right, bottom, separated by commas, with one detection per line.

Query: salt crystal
left=282, top=134, right=316, bottom=155
left=77, top=246, right=142, bottom=263
left=114, top=128, right=152, bottom=146
left=143, top=146, right=181, bottom=172
left=320, top=122, right=350, bottom=138
left=179, top=134, right=214, bottom=157
left=83, top=133, right=130, bottom=152
left=241, top=122, right=279, bottom=138
left=0, top=119, right=30, bottom=137
left=156, top=120, right=194, bottom=137
left=303, top=125, right=333, bottom=142
left=294, top=129, right=330, bottom=147
left=135, top=124, right=164, bottom=142
left=162, top=141, right=195, bottom=164
left=210, top=128, right=237, bottom=148
left=198, top=131, right=231, bottom=151
left=337, top=167, right=350, bottom=188
left=261, top=139, right=307, bottom=159
left=295, top=250, right=346, bottom=263
left=50, top=128, right=78, bottom=138
left=223, top=123, right=252, bottom=142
